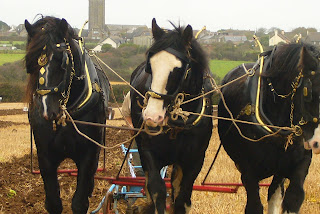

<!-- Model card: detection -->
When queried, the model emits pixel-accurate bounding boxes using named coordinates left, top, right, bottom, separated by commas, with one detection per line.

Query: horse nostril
left=314, top=141, right=319, bottom=148
left=157, top=116, right=164, bottom=122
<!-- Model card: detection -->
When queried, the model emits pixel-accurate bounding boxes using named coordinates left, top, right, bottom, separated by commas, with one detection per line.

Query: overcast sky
left=1, top=0, right=319, bottom=32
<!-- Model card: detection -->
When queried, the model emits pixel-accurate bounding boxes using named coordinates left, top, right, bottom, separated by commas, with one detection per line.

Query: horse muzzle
left=305, top=140, right=320, bottom=154
left=145, top=116, right=168, bottom=128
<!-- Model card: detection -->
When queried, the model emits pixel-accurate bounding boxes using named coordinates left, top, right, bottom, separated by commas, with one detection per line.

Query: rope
left=82, top=53, right=295, bottom=142
left=181, top=110, right=293, bottom=132
left=92, top=53, right=145, bottom=99
left=94, top=56, right=132, bottom=127
left=181, top=72, right=250, bottom=105
left=64, top=108, right=145, bottom=150
left=205, top=76, right=294, bottom=142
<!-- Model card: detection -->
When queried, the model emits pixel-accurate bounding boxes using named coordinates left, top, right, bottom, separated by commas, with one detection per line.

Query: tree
left=101, top=43, right=113, bottom=52
left=268, top=27, right=282, bottom=35
left=0, top=20, right=10, bottom=31
left=256, top=28, right=267, bottom=36
left=291, top=27, right=317, bottom=37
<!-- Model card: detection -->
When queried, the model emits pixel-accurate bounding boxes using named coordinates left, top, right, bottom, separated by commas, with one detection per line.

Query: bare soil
left=0, top=116, right=131, bottom=214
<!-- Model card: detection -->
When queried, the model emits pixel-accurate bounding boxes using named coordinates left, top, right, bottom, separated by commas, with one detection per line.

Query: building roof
left=271, top=30, right=290, bottom=43
left=305, top=32, right=320, bottom=42
left=223, top=35, right=247, bottom=42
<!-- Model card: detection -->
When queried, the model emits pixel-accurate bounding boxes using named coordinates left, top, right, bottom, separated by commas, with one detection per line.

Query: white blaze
left=143, top=50, right=182, bottom=125
left=42, top=64, right=50, bottom=119
left=42, top=96, right=48, bottom=118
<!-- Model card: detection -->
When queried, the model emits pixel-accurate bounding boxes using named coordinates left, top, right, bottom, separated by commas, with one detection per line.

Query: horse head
left=295, top=45, right=320, bottom=153
left=142, top=18, right=204, bottom=127
left=25, top=17, right=76, bottom=121
left=266, top=43, right=320, bottom=153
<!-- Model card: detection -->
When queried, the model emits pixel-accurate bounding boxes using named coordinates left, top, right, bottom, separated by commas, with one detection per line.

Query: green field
left=0, top=41, right=25, bottom=45
left=0, top=55, right=250, bottom=80
left=209, top=60, right=253, bottom=79
left=0, top=54, right=25, bottom=65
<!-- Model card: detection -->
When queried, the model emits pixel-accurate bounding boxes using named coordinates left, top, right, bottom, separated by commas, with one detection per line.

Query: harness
left=145, top=47, right=191, bottom=102
left=34, top=29, right=108, bottom=123
left=243, top=47, right=320, bottom=139
left=141, top=47, right=212, bottom=133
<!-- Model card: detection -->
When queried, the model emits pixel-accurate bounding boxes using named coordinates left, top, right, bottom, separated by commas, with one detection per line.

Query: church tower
left=88, top=0, right=105, bottom=39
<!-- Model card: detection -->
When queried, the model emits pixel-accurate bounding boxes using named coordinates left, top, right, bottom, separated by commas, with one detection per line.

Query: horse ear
left=59, top=18, right=69, bottom=37
left=25, top=20, right=34, bottom=37
left=299, top=46, right=317, bottom=71
left=183, top=25, right=193, bottom=46
left=152, top=18, right=164, bottom=40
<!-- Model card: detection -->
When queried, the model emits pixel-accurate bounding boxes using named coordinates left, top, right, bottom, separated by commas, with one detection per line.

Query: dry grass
left=0, top=103, right=27, bottom=110
left=1, top=103, right=320, bottom=213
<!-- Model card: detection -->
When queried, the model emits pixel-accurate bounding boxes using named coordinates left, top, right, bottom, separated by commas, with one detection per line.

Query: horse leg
left=171, top=158, right=204, bottom=214
left=71, top=148, right=100, bottom=214
left=267, top=175, right=285, bottom=214
left=38, top=155, right=62, bottom=214
left=282, top=154, right=311, bottom=214
left=143, top=153, right=167, bottom=214
left=241, top=170, right=263, bottom=214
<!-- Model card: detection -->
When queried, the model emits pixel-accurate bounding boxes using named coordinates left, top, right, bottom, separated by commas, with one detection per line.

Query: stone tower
left=88, top=0, right=105, bottom=39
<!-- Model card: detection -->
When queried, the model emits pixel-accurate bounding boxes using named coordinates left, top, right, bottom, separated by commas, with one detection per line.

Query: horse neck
left=262, top=77, right=293, bottom=126
left=182, top=64, right=205, bottom=110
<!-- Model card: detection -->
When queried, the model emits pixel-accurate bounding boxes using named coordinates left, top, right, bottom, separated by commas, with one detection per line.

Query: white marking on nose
left=143, top=50, right=182, bottom=125
left=305, top=124, right=320, bottom=154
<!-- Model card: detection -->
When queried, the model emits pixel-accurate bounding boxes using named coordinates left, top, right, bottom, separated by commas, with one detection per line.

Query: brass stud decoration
left=40, top=67, right=46, bottom=75
left=303, top=87, right=308, bottom=97
left=38, top=53, right=48, bottom=66
left=39, top=77, right=45, bottom=85
left=313, top=118, right=318, bottom=123
left=311, top=71, right=316, bottom=75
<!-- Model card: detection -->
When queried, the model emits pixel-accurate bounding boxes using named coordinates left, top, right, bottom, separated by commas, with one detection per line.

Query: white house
left=93, top=36, right=124, bottom=52
left=269, top=30, right=290, bottom=46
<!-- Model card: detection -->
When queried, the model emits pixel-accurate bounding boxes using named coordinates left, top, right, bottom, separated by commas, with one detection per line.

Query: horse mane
left=263, top=42, right=320, bottom=79
left=25, top=16, right=77, bottom=103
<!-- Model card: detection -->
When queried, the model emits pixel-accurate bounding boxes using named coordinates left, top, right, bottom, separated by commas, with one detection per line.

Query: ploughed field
left=1, top=103, right=320, bottom=213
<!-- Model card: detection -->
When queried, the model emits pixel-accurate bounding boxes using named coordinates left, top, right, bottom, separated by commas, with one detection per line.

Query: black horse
left=218, top=42, right=320, bottom=213
left=25, top=17, right=110, bottom=213
left=130, top=19, right=213, bottom=213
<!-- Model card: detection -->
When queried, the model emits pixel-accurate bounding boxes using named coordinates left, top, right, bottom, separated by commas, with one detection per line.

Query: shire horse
left=218, top=42, right=320, bottom=213
left=25, top=17, right=110, bottom=213
left=130, top=18, right=213, bottom=213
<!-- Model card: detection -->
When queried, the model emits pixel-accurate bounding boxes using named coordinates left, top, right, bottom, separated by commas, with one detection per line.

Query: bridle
left=143, top=46, right=210, bottom=129
left=145, top=47, right=191, bottom=104
left=36, top=38, right=75, bottom=107
left=266, top=62, right=320, bottom=136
